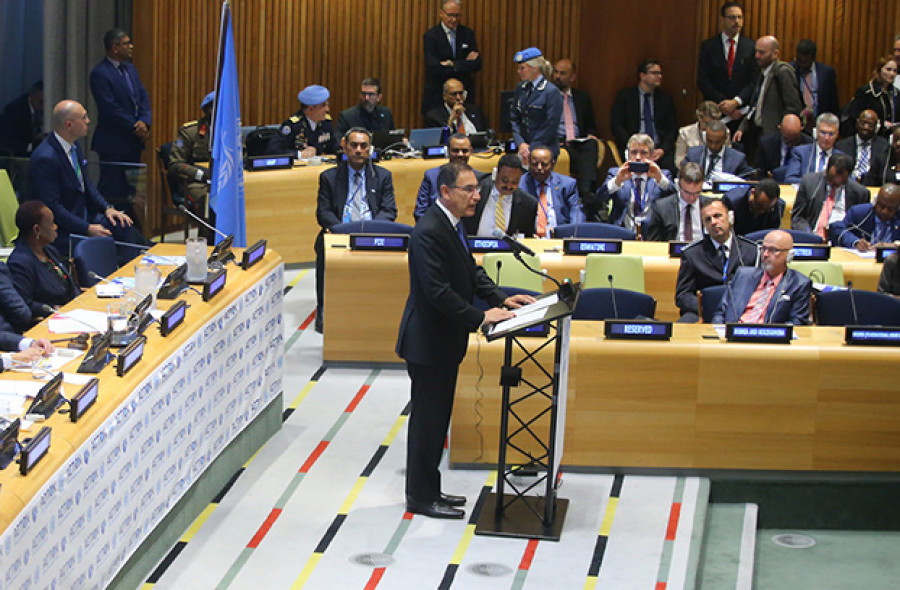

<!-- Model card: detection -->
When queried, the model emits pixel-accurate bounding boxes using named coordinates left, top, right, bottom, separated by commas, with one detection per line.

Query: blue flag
left=209, top=1, right=246, bottom=247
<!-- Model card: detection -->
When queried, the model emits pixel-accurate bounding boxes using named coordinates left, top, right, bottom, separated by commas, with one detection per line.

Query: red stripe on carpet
left=665, top=503, right=682, bottom=541
left=518, top=538, right=540, bottom=570
left=403, top=512, right=414, bottom=520
left=655, top=582, right=667, bottom=590
left=363, top=567, right=386, bottom=589
left=247, top=508, right=282, bottom=548
left=299, top=441, right=329, bottom=473
left=299, top=310, right=316, bottom=330
left=345, top=385, right=370, bottom=412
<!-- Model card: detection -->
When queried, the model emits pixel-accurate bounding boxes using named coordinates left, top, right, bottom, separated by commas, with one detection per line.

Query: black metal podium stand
left=474, top=284, right=579, bottom=541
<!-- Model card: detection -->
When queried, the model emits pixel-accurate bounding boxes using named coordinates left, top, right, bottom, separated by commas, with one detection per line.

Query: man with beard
left=336, top=78, right=395, bottom=135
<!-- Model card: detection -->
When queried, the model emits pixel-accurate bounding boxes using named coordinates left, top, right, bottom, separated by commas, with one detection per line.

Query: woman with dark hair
left=844, top=55, right=898, bottom=139
left=7, top=200, right=80, bottom=317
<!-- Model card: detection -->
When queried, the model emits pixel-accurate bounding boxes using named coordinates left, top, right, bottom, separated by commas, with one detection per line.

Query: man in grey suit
left=792, top=153, right=871, bottom=239
left=645, top=162, right=705, bottom=241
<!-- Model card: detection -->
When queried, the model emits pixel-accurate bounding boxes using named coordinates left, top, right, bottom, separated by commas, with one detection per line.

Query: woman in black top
left=845, top=55, right=898, bottom=139
left=8, top=200, right=80, bottom=317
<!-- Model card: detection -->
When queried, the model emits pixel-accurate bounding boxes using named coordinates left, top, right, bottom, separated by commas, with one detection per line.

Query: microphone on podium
left=492, top=228, right=536, bottom=257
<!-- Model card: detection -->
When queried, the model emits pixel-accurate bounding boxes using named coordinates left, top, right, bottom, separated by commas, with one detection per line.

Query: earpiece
left=728, top=210, right=735, bottom=225
left=786, top=249, right=795, bottom=263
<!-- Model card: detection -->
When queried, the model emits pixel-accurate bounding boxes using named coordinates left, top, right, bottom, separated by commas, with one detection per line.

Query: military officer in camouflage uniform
left=266, top=84, right=338, bottom=157
left=169, top=91, right=213, bottom=209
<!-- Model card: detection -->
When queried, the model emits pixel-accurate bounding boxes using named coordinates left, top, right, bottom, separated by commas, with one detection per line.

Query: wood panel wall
left=132, top=0, right=579, bottom=235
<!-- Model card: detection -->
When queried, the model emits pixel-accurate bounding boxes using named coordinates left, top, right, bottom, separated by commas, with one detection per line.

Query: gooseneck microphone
left=607, top=274, right=619, bottom=319
left=847, top=280, right=859, bottom=324
left=492, top=228, right=536, bottom=257
left=496, top=259, right=503, bottom=287
left=724, top=276, right=738, bottom=323
left=178, top=204, right=229, bottom=240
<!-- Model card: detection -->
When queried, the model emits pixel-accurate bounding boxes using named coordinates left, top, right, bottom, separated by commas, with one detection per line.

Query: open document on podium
left=485, top=293, right=559, bottom=337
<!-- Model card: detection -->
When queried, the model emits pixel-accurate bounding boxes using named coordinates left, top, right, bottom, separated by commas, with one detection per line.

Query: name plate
left=604, top=320, right=672, bottom=340
left=668, top=241, right=689, bottom=258
left=69, top=378, right=99, bottom=423
left=467, top=237, right=512, bottom=253
left=876, top=245, right=898, bottom=263
left=725, top=323, right=793, bottom=343
left=348, top=233, right=409, bottom=252
left=160, top=300, right=187, bottom=337
left=562, top=238, right=623, bottom=255
left=202, top=267, right=228, bottom=301
left=712, top=181, right=753, bottom=193
left=241, top=239, right=267, bottom=269
left=20, top=426, right=51, bottom=476
left=116, top=335, right=146, bottom=377
left=845, top=326, right=900, bottom=346
left=246, top=154, right=293, bottom=170
left=792, top=244, right=831, bottom=261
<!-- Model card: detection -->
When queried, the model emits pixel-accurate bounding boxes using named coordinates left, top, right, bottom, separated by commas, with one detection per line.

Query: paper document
left=143, top=254, right=187, bottom=266
left=11, top=348, right=86, bottom=375
left=47, top=310, right=108, bottom=333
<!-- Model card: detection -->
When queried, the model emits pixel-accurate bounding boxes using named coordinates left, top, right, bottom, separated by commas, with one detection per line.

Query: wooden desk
left=0, top=245, right=284, bottom=588
left=322, top=235, right=884, bottom=363
left=451, top=322, right=900, bottom=472
left=776, top=185, right=878, bottom=229
left=244, top=152, right=568, bottom=263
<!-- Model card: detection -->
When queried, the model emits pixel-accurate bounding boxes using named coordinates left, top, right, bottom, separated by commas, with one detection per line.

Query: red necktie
left=815, top=186, right=836, bottom=239
left=536, top=182, right=549, bottom=237
left=727, top=39, right=735, bottom=78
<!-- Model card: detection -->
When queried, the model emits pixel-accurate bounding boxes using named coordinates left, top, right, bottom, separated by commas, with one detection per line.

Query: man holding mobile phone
left=594, top=133, right=673, bottom=231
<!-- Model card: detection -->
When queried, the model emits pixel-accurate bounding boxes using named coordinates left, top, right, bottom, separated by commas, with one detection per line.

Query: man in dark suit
left=675, top=198, right=759, bottom=322
left=414, top=133, right=488, bottom=220
left=791, top=39, right=840, bottom=131
left=784, top=113, right=844, bottom=183
left=335, top=78, right=395, bottom=136
left=829, top=183, right=900, bottom=251
left=0, top=81, right=44, bottom=157
left=698, top=2, right=758, bottom=130
left=464, top=154, right=537, bottom=236
left=423, top=78, right=489, bottom=133
left=644, top=162, right=704, bottom=242
left=314, top=128, right=398, bottom=332
left=89, top=28, right=151, bottom=214
left=28, top=100, right=140, bottom=259
left=0, top=262, right=32, bottom=334
left=684, top=120, right=753, bottom=179
left=835, top=110, right=891, bottom=186
left=792, top=153, right=871, bottom=239
left=0, top=332, right=53, bottom=372
left=724, top=178, right=786, bottom=235
left=519, top=145, right=584, bottom=236
left=713, top=229, right=812, bottom=324
left=735, top=36, right=804, bottom=159
left=595, top=133, right=673, bottom=230
left=422, top=1, right=482, bottom=116
left=552, top=58, right=600, bottom=213
left=754, top=114, right=812, bottom=182
left=396, top=162, right=532, bottom=519
left=610, top=59, right=678, bottom=173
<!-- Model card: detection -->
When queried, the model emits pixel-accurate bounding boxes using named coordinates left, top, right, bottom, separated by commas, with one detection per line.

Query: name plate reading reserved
left=562, top=238, right=623, bottom=255
left=467, top=238, right=512, bottom=253
left=349, top=234, right=409, bottom=252
left=845, top=326, right=900, bottom=346
left=725, top=323, right=793, bottom=344
left=604, top=320, right=673, bottom=341
left=668, top=241, right=689, bottom=258
left=792, top=244, right=831, bottom=261
left=876, top=245, right=898, bottom=263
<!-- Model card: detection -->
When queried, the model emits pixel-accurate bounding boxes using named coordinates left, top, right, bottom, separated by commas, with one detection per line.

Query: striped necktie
left=494, top=195, right=507, bottom=233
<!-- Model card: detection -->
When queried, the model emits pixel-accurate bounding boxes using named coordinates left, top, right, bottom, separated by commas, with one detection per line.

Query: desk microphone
left=496, top=259, right=503, bottom=287
left=178, top=204, right=229, bottom=240
left=88, top=271, right=126, bottom=288
left=847, top=280, right=859, bottom=324
left=492, top=228, right=536, bottom=257
left=724, top=276, right=739, bottom=323
left=607, top=274, right=619, bottom=319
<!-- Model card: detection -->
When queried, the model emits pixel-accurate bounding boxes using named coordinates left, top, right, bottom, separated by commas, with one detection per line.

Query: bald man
left=754, top=114, right=812, bottom=182
left=835, top=109, right=892, bottom=186
left=713, top=229, right=812, bottom=324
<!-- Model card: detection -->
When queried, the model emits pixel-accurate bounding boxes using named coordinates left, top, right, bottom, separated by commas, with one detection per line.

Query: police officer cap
left=513, top=47, right=542, bottom=63
left=298, top=85, right=330, bottom=105
left=201, top=91, right=215, bottom=110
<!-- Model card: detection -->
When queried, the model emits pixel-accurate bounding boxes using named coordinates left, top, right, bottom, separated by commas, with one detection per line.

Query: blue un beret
left=513, top=47, right=542, bottom=63
left=298, top=85, right=330, bottom=105
left=201, top=91, right=215, bottom=110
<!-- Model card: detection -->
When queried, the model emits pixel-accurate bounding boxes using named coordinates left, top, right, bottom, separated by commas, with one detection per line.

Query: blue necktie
left=69, top=146, right=84, bottom=191
left=818, top=150, right=828, bottom=172
left=456, top=222, right=468, bottom=251
left=642, top=93, right=656, bottom=141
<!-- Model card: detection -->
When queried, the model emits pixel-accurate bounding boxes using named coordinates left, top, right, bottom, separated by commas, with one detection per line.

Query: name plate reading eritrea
left=845, top=326, right=900, bottom=346
left=725, top=323, right=793, bottom=344
left=562, top=239, right=623, bottom=255
left=604, top=320, right=673, bottom=341
left=348, top=234, right=409, bottom=252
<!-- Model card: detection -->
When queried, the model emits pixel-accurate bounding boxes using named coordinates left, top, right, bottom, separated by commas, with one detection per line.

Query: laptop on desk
left=372, top=129, right=406, bottom=150
left=408, top=127, right=444, bottom=151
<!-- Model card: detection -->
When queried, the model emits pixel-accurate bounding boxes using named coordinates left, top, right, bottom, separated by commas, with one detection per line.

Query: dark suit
left=569, top=87, right=598, bottom=136
left=414, top=166, right=488, bottom=221
left=561, top=87, right=600, bottom=215
left=423, top=102, right=490, bottom=132
left=0, top=93, right=42, bottom=157
left=335, top=104, right=395, bottom=136
left=684, top=146, right=753, bottom=179
left=791, top=60, right=840, bottom=119
left=783, top=144, right=847, bottom=184
left=510, top=76, right=563, bottom=158
left=0, top=262, right=32, bottom=333
left=596, top=168, right=673, bottom=228
left=754, top=132, right=813, bottom=182
left=829, top=203, right=900, bottom=248
left=739, top=60, right=804, bottom=139
left=835, top=135, right=891, bottom=187
left=713, top=267, right=812, bottom=325
left=519, top=170, right=585, bottom=228
left=89, top=58, right=151, bottom=203
left=267, top=112, right=338, bottom=155
left=0, top=331, right=23, bottom=354
left=644, top=194, right=696, bottom=242
left=724, top=186, right=786, bottom=236
left=422, top=24, right=482, bottom=115
left=843, top=81, right=900, bottom=139
left=463, top=177, right=538, bottom=236
left=610, top=86, right=678, bottom=171
left=396, top=202, right=506, bottom=504
left=675, top=234, right=759, bottom=322
left=7, top=242, right=79, bottom=317
left=315, top=162, right=397, bottom=312
left=791, top=172, right=871, bottom=233
left=878, top=253, right=900, bottom=295
left=697, top=34, right=758, bottom=104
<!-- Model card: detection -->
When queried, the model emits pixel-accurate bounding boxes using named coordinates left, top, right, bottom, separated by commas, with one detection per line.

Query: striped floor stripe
left=290, top=401, right=410, bottom=589
left=437, top=472, right=497, bottom=590
left=654, top=478, right=686, bottom=589
left=510, top=538, right=541, bottom=590
left=584, top=474, right=624, bottom=589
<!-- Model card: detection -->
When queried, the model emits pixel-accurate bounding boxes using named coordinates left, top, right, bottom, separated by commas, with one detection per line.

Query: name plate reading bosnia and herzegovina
left=725, top=323, right=793, bottom=344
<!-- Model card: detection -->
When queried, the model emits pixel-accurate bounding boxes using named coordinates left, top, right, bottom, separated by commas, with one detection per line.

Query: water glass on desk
left=186, top=237, right=208, bottom=282
left=134, top=260, right=162, bottom=309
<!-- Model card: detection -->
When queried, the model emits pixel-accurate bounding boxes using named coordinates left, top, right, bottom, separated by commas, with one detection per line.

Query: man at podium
left=396, top=162, right=533, bottom=519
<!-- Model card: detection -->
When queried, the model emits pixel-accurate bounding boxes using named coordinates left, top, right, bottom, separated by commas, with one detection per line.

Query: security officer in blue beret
left=267, top=85, right=338, bottom=157
left=510, top=47, right=563, bottom=166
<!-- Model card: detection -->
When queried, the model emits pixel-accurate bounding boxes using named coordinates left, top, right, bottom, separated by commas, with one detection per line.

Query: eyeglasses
left=442, top=12, right=461, bottom=18
left=645, top=70, right=663, bottom=76
left=116, top=39, right=134, bottom=46
left=360, top=91, right=379, bottom=98
left=449, top=184, right=479, bottom=194
left=760, top=246, right=790, bottom=254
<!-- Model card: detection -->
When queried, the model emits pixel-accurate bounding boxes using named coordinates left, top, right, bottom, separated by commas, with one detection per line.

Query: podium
left=474, top=283, right=579, bottom=541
